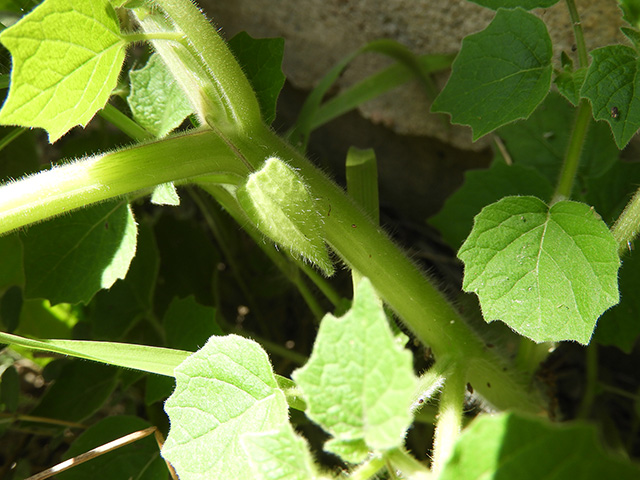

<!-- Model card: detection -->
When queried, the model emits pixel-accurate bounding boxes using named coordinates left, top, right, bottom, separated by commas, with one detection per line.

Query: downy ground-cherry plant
left=1, top=0, right=640, bottom=478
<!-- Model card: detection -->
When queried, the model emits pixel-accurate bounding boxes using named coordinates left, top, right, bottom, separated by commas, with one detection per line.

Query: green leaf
left=595, top=249, right=640, bottom=353
left=228, top=32, right=285, bottom=126
left=0, top=330, right=192, bottom=377
left=241, top=424, right=318, bottom=480
left=22, top=200, right=137, bottom=305
left=429, top=162, right=553, bottom=250
left=439, top=412, right=640, bottom=479
left=618, top=0, right=640, bottom=28
left=498, top=92, right=619, bottom=188
left=0, top=234, right=23, bottom=289
left=237, top=157, right=334, bottom=276
left=0, top=284, right=22, bottom=332
left=292, top=278, right=417, bottom=461
left=468, top=0, right=560, bottom=9
left=581, top=45, right=640, bottom=148
left=458, top=196, right=620, bottom=344
left=89, top=221, right=157, bottom=340
left=431, top=8, right=552, bottom=140
left=151, top=182, right=180, bottom=206
left=555, top=64, right=587, bottom=107
left=162, top=334, right=293, bottom=480
left=127, top=53, right=193, bottom=138
left=30, top=360, right=118, bottom=422
left=0, top=0, right=126, bottom=142
left=621, top=26, right=640, bottom=51
left=163, top=296, right=222, bottom=351
left=0, top=365, right=19, bottom=413
left=57, top=416, right=167, bottom=480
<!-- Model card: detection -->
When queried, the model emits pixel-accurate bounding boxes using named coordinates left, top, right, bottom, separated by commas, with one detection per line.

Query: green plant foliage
left=292, top=278, right=417, bottom=463
left=162, top=334, right=308, bottom=479
left=0, top=364, right=18, bottom=413
left=0, top=234, right=23, bottom=289
left=439, top=412, right=640, bottom=479
left=228, top=32, right=286, bottom=126
left=162, top=295, right=223, bottom=350
left=431, top=8, right=552, bottom=140
left=89, top=222, right=157, bottom=340
left=22, top=200, right=137, bottom=305
left=150, top=182, right=181, bottom=205
left=0, top=284, right=21, bottom=332
left=0, top=0, right=126, bottom=142
left=0, top=331, right=191, bottom=376
left=57, top=416, right=168, bottom=480
left=581, top=45, right=640, bottom=148
left=237, top=157, right=334, bottom=276
left=595, top=250, right=640, bottom=353
left=498, top=92, right=619, bottom=187
left=127, top=53, right=193, bottom=138
left=241, top=423, right=319, bottom=480
left=554, top=52, right=587, bottom=106
left=618, top=0, right=640, bottom=28
left=468, top=0, right=560, bottom=9
left=459, top=196, right=620, bottom=344
left=429, top=162, right=553, bottom=249
left=29, top=360, right=118, bottom=422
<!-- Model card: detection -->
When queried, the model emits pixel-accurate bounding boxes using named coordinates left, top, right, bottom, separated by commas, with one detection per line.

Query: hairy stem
left=0, top=130, right=245, bottom=235
left=551, top=99, right=591, bottom=203
left=151, top=0, right=263, bottom=130
left=431, top=365, right=466, bottom=477
left=612, top=186, right=640, bottom=255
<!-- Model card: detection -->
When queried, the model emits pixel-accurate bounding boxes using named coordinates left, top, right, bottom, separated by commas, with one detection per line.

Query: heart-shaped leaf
left=431, top=8, right=552, bottom=140
left=458, top=196, right=620, bottom=344
left=0, top=0, right=126, bottom=142
left=581, top=45, right=640, bottom=148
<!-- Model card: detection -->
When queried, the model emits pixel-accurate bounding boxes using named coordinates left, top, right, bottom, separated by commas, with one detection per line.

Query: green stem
left=386, top=448, right=431, bottom=479
left=348, top=455, right=386, bottom=480
left=122, top=31, right=187, bottom=46
left=0, top=130, right=246, bottom=235
left=431, top=365, right=466, bottom=477
left=565, top=0, right=589, bottom=68
left=150, top=0, right=263, bottom=131
left=551, top=99, right=591, bottom=203
left=98, top=104, right=154, bottom=142
left=0, top=127, right=26, bottom=152
left=577, top=342, right=599, bottom=418
left=611, top=186, right=640, bottom=255
left=233, top=126, right=545, bottom=413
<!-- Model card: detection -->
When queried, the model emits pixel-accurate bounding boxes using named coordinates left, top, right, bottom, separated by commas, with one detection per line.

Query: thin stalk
left=565, top=0, right=589, bottom=68
left=431, top=365, right=466, bottom=477
left=577, top=342, right=599, bottom=418
left=349, top=455, right=386, bottom=480
left=551, top=99, right=591, bottom=203
left=0, top=126, right=26, bottom=152
left=551, top=0, right=591, bottom=203
left=386, top=448, right=431, bottom=479
left=98, top=104, right=154, bottom=142
left=611, top=186, right=640, bottom=255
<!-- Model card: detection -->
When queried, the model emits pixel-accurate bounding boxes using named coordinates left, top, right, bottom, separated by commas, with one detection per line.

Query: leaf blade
left=0, top=0, right=126, bottom=142
left=458, top=196, right=620, bottom=343
left=431, top=8, right=552, bottom=140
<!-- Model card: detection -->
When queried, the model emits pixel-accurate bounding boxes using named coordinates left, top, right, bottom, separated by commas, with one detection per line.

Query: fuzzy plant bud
left=236, top=157, right=334, bottom=276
